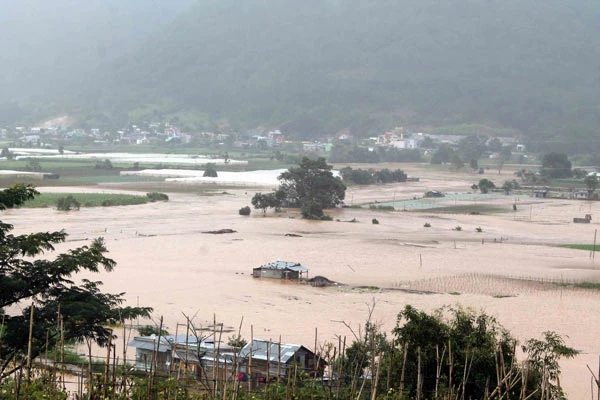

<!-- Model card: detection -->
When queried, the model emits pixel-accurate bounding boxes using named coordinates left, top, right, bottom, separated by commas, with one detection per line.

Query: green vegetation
left=146, top=192, right=169, bottom=202
left=424, top=222, right=431, bottom=228
left=541, top=152, right=572, bottom=178
left=278, top=157, right=346, bottom=219
left=368, top=204, right=395, bottom=211
left=340, top=167, right=407, bottom=185
left=560, top=244, right=600, bottom=252
left=22, top=193, right=163, bottom=208
left=371, top=218, right=379, bottom=224
left=56, top=195, right=80, bottom=211
left=137, top=325, right=170, bottom=337
left=203, top=162, right=218, bottom=177
left=0, top=184, right=151, bottom=392
left=238, top=206, right=251, bottom=216
left=477, top=178, right=496, bottom=194
left=39, top=0, right=596, bottom=154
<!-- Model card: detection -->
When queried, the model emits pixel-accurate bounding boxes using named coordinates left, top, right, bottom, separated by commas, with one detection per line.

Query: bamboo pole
left=213, top=314, right=217, bottom=397
left=104, top=331, right=113, bottom=397
left=314, top=327, right=319, bottom=377
left=248, top=325, right=253, bottom=392
left=122, top=322, right=127, bottom=394
left=266, top=339, right=271, bottom=389
left=216, top=317, right=224, bottom=396
left=26, top=303, right=34, bottom=384
left=277, top=336, right=282, bottom=382
left=370, top=352, right=382, bottom=400
left=417, top=346, right=422, bottom=400
left=399, top=342, right=408, bottom=394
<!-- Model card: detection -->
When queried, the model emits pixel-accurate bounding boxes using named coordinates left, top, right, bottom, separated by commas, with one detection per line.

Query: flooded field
left=3, top=164, right=599, bottom=398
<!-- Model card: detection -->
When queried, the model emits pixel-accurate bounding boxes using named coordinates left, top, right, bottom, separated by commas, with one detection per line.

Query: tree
left=56, top=195, right=81, bottom=211
left=251, top=192, right=279, bottom=213
left=25, top=159, right=41, bottom=172
left=502, top=180, right=513, bottom=195
left=278, top=157, right=346, bottom=219
left=523, top=331, right=578, bottom=398
left=389, top=305, right=519, bottom=400
left=95, top=158, right=113, bottom=169
left=203, top=163, right=218, bottom=177
left=584, top=173, right=599, bottom=197
left=430, top=144, right=453, bottom=164
left=0, top=184, right=151, bottom=382
left=0, top=147, right=13, bottom=160
left=541, top=152, right=572, bottom=178
left=457, top=135, right=487, bottom=162
left=478, top=178, right=496, bottom=194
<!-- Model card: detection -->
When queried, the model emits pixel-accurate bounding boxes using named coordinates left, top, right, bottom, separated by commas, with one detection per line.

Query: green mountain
left=6, top=1, right=600, bottom=151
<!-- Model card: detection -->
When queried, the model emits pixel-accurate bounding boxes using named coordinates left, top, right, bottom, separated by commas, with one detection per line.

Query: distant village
left=0, top=121, right=526, bottom=160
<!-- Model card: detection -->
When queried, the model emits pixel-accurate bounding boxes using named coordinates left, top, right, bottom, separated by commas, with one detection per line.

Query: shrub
left=56, top=195, right=80, bottom=211
left=301, top=200, right=324, bottom=219
left=454, top=226, right=462, bottom=231
left=138, top=325, right=169, bottom=337
left=372, top=218, right=379, bottom=224
left=424, top=222, right=431, bottom=228
left=203, top=163, right=218, bottom=177
left=475, top=226, right=483, bottom=232
left=146, top=192, right=169, bottom=201
left=239, top=206, right=251, bottom=216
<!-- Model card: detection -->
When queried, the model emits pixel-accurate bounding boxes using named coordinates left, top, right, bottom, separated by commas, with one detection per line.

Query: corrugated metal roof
left=256, top=261, right=309, bottom=272
left=128, top=334, right=203, bottom=353
left=238, top=339, right=305, bottom=364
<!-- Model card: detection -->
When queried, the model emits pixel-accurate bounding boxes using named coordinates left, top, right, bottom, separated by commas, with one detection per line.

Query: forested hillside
left=3, top=0, right=600, bottom=151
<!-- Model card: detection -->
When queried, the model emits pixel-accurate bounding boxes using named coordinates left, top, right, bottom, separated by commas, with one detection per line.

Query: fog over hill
left=3, top=0, right=600, bottom=151
left=0, top=0, right=195, bottom=121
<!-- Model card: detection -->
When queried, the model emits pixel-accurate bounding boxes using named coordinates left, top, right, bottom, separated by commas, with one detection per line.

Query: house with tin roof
left=237, top=338, right=324, bottom=384
left=128, top=334, right=235, bottom=379
left=252, top=261, right=309, bottom=280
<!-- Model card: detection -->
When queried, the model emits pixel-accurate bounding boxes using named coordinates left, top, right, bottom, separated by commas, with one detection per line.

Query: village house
left=237, top=339, right=324, bottom=385
left=128, top=334, right=235, bottom=379
left=532, top=187, right=549, bottom=198
left=252, top=261, right=309, bottom=280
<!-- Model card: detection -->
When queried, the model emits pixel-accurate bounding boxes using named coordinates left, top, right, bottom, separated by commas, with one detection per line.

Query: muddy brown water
left=3, top=167, right=600, bottom=397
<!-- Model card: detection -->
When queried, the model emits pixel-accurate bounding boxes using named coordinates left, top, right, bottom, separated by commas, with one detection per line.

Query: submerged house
left=252, top=261, right=309, bottom=280
left=237, top=339, right=324, bottom=384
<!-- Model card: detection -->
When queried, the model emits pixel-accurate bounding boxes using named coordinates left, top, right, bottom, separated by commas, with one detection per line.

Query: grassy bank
left=21, top=192, right=166, bottom=208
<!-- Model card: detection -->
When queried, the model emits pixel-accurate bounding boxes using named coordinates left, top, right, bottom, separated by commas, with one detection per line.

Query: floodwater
left=3, top=165, right=600, bottom=398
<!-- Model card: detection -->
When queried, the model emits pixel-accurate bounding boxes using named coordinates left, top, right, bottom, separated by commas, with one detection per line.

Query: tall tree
left=541, top=152, right=572, bottom=178
left=584, top=173, right=599, bottom=197
left=0, top=184, right=151, bottom=382
left=278, top=157, right=346, bottom=219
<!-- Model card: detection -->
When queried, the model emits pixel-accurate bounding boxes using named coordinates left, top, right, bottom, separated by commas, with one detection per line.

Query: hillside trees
left=0, top=184, right=151, bottom=382
left=541, top=152, right=572, bottom=178
left=278, top=157, right=346, bottom=219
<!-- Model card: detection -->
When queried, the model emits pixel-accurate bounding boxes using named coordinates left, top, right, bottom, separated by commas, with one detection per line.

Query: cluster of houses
left=128, top=334, right=324, bottom=386
left=128, top=261, right=323, bottom=385
left=2, top=120, right=527, bottom=158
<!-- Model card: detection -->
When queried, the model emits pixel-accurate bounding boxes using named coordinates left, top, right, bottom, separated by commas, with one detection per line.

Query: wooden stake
left=249, top=325, right=253, bottom=392
left=26, top=303, right=34, bottom=383
left=593, top=229, right=597, bottom=260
